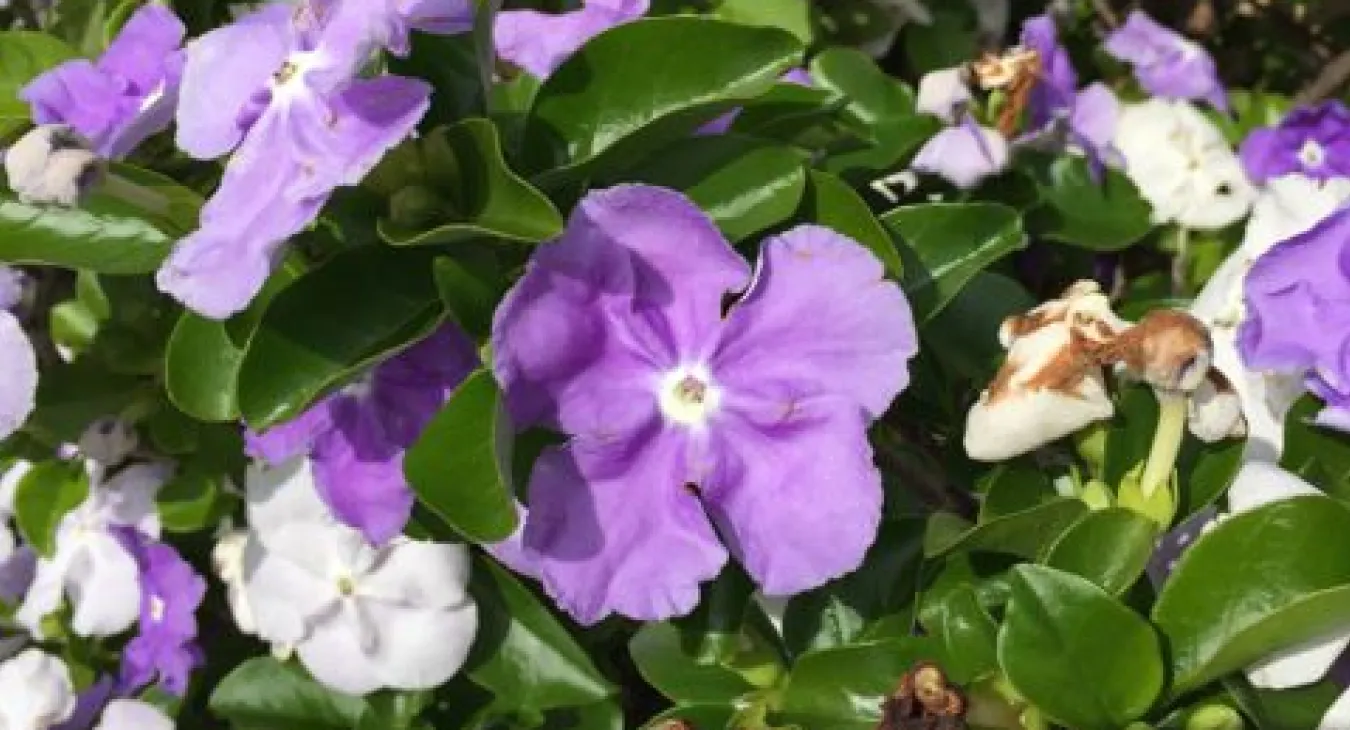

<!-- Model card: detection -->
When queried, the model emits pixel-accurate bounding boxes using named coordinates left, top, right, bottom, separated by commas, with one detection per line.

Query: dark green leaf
left=713, top=0, right=814, bottom=44
left=922, top=271, right=1034, bottom=383
left=776, top=639, right=937, bottom=730
left=209, top=658, right=369, bottom=730
left=925, top=584, right=998, bottom=683
left=432, top=255, right=508, bottom=341
left=629, top=622, right=757, bottom=705
left=404, top=370, right=518, bottom=544
left=999, top=565, right=1164, bottom=730
left=1282, top=395, right=1350, bottom=501
left=796, top=170, right=901, bottom=277
left=28, top=359, right=148, bottom=444
left=14, top=461, right=89, bottom=558
left=164, top=313, right=246, bottom=422
left=156, top=466, right=226, bottom=534
left=1041, top=508, right=1159, bottom=595
left=1026, top=156, right=1154, bottom=251
left=389, top=0, right=499, bottom=127
left=925, top=499, right=1088, bottom=560
left=808, top=47, right=916, bottom=126
left=0, top=32, right=77, bottom=136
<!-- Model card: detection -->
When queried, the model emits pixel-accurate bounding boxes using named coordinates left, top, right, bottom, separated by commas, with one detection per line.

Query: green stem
left=1141, top=390, right=1187, bottom=498
left=1172, top=226, right=1191, bottom=296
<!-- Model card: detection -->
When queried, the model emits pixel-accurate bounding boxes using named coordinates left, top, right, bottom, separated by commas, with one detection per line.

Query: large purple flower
left=21, top=4, right=185, bottom=159
left=495, top=0, right=648, bottom=80
left=246, top=324, right=478, bottom=544
left=1105, top=10, right=1227, bottom=112
left=158, top=0, right=470, bottom=319
left=1239, top=102, right=1350, bottom=185
left=492, top=185, right=918, bottom=624
left=1239, top=207, right=1350, bottom=428
left=113, top=530, right=205, bottom=697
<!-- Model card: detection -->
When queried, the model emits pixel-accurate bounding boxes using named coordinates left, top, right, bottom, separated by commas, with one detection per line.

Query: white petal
left=242, top=531, right=334, bottom=646
left=1247, top=630, right=1350, bottom=690
left=95, top=700, right=174, bottom=730
left=916, top=67, right=971, bottom=123
left=294, top=603, right=385, bottom=696
left=1226, top=462, right=1322, bottom=514
left=66, top=533, right=141, bottom=637
left=0, top=460, right=33, bottom=517
left=1187, top=376, right=1245, bottom=443
left=16, top=555, right=68, bottom=639
left=364, top=600, right=478, bottom=691
left=213, top=530, right=257, bottom=635
left=246, top=456, right=332, bottom=539
left=1242, top=174, right=1350, bottom=259
left=1320, top=687, right=1350, bottom=730
left=97, top=461, right=172, bottom=537
left=359, top=539, right=471, bottom=609
left=78, top=418, right=140, bottom=466
left=0, top=649, right=76, bottom=728
left=0, top=310, right=37, bottom=441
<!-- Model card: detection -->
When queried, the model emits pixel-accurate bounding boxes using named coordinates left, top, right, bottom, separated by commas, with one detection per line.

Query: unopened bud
left=4, top=125, right=105, bottom=207
left=77, top=416, right=138, bottom=465
left=1101, top=310, right=1213, bottom=394
left=1187, top=370, right=1246, bottom=443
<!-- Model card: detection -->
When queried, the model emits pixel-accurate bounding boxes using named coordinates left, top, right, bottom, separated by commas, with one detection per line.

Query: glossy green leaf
left=237, top=247, right=441, bottom=429
left=999, top=565, right=1164, bottom=730
left=1042, top=508, right=1159, bottom=595
left=404, top=370, right=518, bottom=544
left=616, top=134, right=806, bottom=242
left=0, top=165, right=202, bottom=274
left=978, top=461, right=1058, bottom=520
left=629, top=622, right=758, bottom=705
left=926, top=584, right=998, bottom=683
left=796, top=170, right=901, bottom=277
left=27, top=359, right=148, bottom=444
left=808, top=47, right=916, bottom=126
left=466, top=558, right=616, bottom=714
left=164, top=313, right=246, bottom=422
left=1176, top=434, right=1244, bottom=519
left=922, top=271, right=1035, bottom=382
left=727, top=83, right=865, bottom=153
left=432, top=255, right=508, bottom=341
left=379, top=120, right=563, bottom=246
left=880, top=202, right=1026, bottom=323
left=0, top=32, right=77, bottom=135
left=209, top=658, right=370, bottom=730
left=1026, top=156, right=1154, bottom=251
left=642, top=705, right=739, bottom=730
left=713, top=0, right=813, bottom=44
left=1282, top=395, right=1350, bottom=501
left=156, top=466, right=226, bottom=534
left=925, top=499, right=1088, bottom=560
left=776, top=639, right=937, bottom=730
left=525, top=17, right=801, bottom=177
left=1104, top=383, right=1160, bottom=488
left=1153, top=497, right=1350, bottom=695
left=13, top=461, right=89, bottom=558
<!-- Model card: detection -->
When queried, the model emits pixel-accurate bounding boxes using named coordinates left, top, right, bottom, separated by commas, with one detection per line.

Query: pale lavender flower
left=1018, top=15, right=1121, bottom=172
left=1239, top=101, right=1350, bottom=184
left=1105, top=10, right=1228, bottom=112
left=912, top=116, right=1010, bottom=189
left=495, top=0, right=648, bottom=80
left=21, top=4, right=185, bottom=159
left=491, top=185, right=918, bottom=624
left=0, top=267, right=24, bottom=311
left=0, top=310, right=36, bottom=442
left=246, top=325, right=477, bottom=544
left=157, top=0, right=463, bottom=319
left=114, top=529, right=206, bottom=697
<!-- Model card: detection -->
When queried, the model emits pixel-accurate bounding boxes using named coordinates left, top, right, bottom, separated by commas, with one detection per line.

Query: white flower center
left=1298, top=139, right=1326, bottom=168
left=149, top=595, right=166, bottom=623
left=658, top=366, right=721, bottom=427
left=269, top=52, right=324, bottom=100
left=336, top=574, right=356, bottom=597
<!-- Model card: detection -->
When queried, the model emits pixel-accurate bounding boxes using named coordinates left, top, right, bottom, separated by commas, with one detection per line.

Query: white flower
left=0, top=649, right=76, bottom=730
left=0, top=310, right=37, bottom=442
left=77, top=417, right=139, bottom=466
left=1187, top=175, right=1350, bottom=461
left=916, top=67, right=971, bottom=124
left=16, top=461, right=170, bottom=638
left=1114, top=99, right=1255, bottom=230
left=2, top=125, right=104, bottom=208
left=213, top=528, right=257, bottom=636
left=240, top=457, right=478, bottom=695
left=94, top=700, right=173, bottom=730
left=0, top=460, right=32, bottom=563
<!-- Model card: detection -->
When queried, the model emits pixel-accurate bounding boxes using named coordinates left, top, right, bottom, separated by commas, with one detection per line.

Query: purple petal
left=1239, top=102, right=1350, bottom=184
left=310, top=397, right=415, bottom=545
left=21, top=61, right=130, bottom=152
left=1104, top=11, right=1227, bottom=111
left=495, top=0, right=648, bottom=79
left=0, top=267, right=25, bottom=312
left=244, top=398, right=337, bottom=465
left=174, top=3, right=295, bottom=159
left=492, top=185, right=750, bottom=433
left=98, top=4, right=186, bottom=93
left=115, top=531, right=206, bottom=697
left=911, top=118, right=1010, bottom=189
left=1069, top=82, right=1122, bottom=169
left=700, top=396, right=883, bottom=595
left=712, top=225, right=916, bottom=420
left=522, top=431, right=728, bottom=625
left=1020, top=14, right=1076, bottom=128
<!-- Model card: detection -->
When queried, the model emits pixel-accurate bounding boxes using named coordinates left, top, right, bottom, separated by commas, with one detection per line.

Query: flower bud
left=1186, top=370, right=1246, bottom=442
left=1183, top=704, right=1243, bottom=730
left=3, top=125, right=105, bottom=207
left=917, top=66, right=973, bottom=123
left=1096, top=309, right=1213, bottom=394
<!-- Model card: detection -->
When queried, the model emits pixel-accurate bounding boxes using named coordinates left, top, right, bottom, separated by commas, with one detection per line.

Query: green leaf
left=237, top=247, right=441, bottom=429
left=925, top=499, right=1088, bottom=560
left=388, top=0, right=498, bottom=126
left=378, top=120, right=564, bottom=247
left=0, top=164, right=202, bottom=274
left=1104, top=383, right=1160, bottom=488
left=880, top=202, right=1026, bottom=323
left=432, top=255, right=508, bottom=341
left=1153, top=497, right=1350, bottom=696
left=796, top=170, right=901, bottom=277
left=925, top=584, right=999, bottom=683
left=466, top=558, right=616, bottom=714
left=1041, top=508, right=1159, bottom=595
left=922, top=271, right=1035, bottom=382
left=629, top=622, right=757, bottom=705
left=776, top=639, right=937, bottom=730
left=1176, top=434, right=1243, bottom=519
left=164, top=313, right=246, bottom=422
left=13, top=461, right=89, bottom=558
left=998, top=565, right=1164, bottom=730
left=808, top=47, right=916, bottom=126
left=641, top=705, right=739, bottom=730
left=713, top=0, right=814, bottom=44
left=0, top=32, right=77, bottom=136
left=404, top=370, right=518, bottom=544
left=727, top=82, right=866, bottom=153
left=525, top=17, right=802, bottom=177
left=900, top=3, right=976, bottom=75
left=156, top=466, right=226, bottom=534
left=1026, top=156, right=1155, bottom=251
left=209, top=658, right=370, bottom=730
left=1282, top=395, right=1350, bottom=501
left=27, top=359, right=149, bottom=444
left=616, top=134, right=806, bottom=242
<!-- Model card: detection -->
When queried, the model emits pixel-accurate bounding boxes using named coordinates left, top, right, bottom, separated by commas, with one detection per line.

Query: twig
left=1295, top=49, right=1350, bottom=106
left=1091, top=0, right=1121, bottom=28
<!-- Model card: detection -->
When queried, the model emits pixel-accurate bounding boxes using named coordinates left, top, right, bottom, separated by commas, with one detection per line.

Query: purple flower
left=51, top=676, right=115, bottom=730
left=21, top=4, right=185, bottom=159
left=1239, top=206, right=1350, bottom=428
left=1105, top=10, right=1228, bottom=112
left=0, top=267, right=23, bottom=312
left=246, top=324, right=478, bottom=544
left=1239, top=101, right=1350, bottom=185
left=1020, top=14, right=1076, bottom=131
left=113, top=529, right=206, bottom=697
left=912, top=115, right=1010, bottom=189
left=157, top=0, right=466, bottom=319
left=495, top=0, right=648, bottom=80
left=491, top=185, right=918, bottom=624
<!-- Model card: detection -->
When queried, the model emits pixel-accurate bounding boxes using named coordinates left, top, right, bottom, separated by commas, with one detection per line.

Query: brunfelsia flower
left=1239, top=101, right=1350, bottom=185
left=158, top=0, right=459, bottom=319
left=17, top=461, right=171, bottom=639
left=491, top=184, right=918, bottom=624
left=495, top=0, right=648, bottom=80
left=246, top=324, right=477, bottom=544
left=1018, top=15, right=1121, bottom=172
left=114, top=529, right=206, bottom=697
left=1114, top=99, right=1254, bottom=230
left=912, top=115, right=1009, bottom=190
left=93, top=700, right=173, bottom=730
left=0, top=650, right=76, bottom=729
left=1104, top=10, right=1228, bottom=112
left=0, top=266, right=24, bottom=311
left=21, top=4, right=185, bottom=159
left=237, top=457, right=478, bottom=695
left=1239, top=205, right=1350, bottom=430
left=0, top=308, right=37, bottom=444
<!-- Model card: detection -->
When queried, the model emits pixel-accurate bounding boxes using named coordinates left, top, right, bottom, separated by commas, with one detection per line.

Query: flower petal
left=494, top=0, right=648, bottom=79
left=1247, top=632, right=1350, bottom=690
left=311, top=399, right=414, bottom=545
left=360, top=539, right=471, bottom=609
left=244, top=399, right=337, bottom=465
left=293, top=603, right=385, bottom=695
left=699, top=396, right=883, bottom=595
left=245, top=457, right=334, bottom=539
left=242, top=530, right=334, bottom=645
left=66, top=533, right=141, bottom=637
left=0, top=311, right=37, bottom=441
left=1226, top=462, right=1322, bottom=514
left=522, top=432, right=728, bottom=625
left=94, top=700, right=173, bottom=730
left=912, top=119, right=1010, bottom=190
left=712, top=225, right=916, bottom=419
left=361, top=600, right=478, bottom=690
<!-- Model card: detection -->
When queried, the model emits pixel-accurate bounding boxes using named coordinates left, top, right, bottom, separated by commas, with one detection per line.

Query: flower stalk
left=1140, top=390, right=1188, bottom=497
